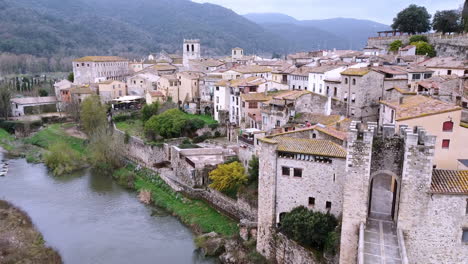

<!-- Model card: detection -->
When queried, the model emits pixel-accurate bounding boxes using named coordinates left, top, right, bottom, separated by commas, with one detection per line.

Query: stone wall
left=370, top=135, right=404, bottom=177
left=274, top=233, right=332, bottom=264
left=367, top=33, right=468, bottom=59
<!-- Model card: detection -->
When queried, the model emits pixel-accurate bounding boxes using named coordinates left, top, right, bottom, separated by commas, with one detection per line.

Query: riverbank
left=114, top=165, right=239, bottom=236
left=0, top=200, right=62, bottom=263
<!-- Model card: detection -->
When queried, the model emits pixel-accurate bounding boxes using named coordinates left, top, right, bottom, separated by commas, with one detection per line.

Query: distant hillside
left=0, top=0, right=287, bottom=57
left=244, top=13, right=390, bottom=50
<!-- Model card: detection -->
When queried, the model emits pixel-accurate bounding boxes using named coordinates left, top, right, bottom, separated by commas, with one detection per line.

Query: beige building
left=175, top=71, right=205, bottom=104
left=98, top=80, right=126, bottom=103
left=145, top=91, right=166, bottom=105
left=72, top=56, right=129, bottom=85
left=380, top=95, right=467, bottom=169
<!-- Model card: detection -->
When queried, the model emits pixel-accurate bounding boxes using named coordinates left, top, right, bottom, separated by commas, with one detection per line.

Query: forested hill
left=0, top=0, right=389, bottom=60
left=0, top=0, right=286, bottom=58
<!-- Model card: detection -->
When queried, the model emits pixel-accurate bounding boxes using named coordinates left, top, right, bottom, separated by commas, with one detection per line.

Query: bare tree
left=0, top=84, right=12, bottom=120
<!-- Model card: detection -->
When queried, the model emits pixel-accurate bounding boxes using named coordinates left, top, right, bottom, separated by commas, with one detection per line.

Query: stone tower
left=256, top=139, right=278, bottom=259
left=339, top=121, right=376, bottom=263
left=183, top=39, right=201, bottom=68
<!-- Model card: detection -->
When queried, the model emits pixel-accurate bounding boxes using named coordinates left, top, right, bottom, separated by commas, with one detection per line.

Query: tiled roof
left=240, top=93, right=271, bottom=102
left=149, top=91, right=165, bottom=97
left=400, top=45, right=415, bottom=51
left=419, top=56, right=468, bottom=69
left=372, top=66, right=407, bottom=75
left=341, top=68, right=370, bottom=76
left=230, top=76, right=266, bottom=87
left=295, top=113, right=341, bottom=126
left=431, top=170, right=468, bottom=195
left=152, top=64, right=177, bottom=71
left=74, top=56, right=128, bottom=62
left=390, top=86, right=417, bottom=95
left=268, top=136, right=347, bottom=158
left=380, top=95, right=462, bottom=121
left=315, top=126, right=348, bottom=141
left=231, top=65, right=272, bottom=74
left=69, top=87, right=94, bottom=94
left=309, top=65, right=346, bottom=74
left=272, top=90, right=311, bottom=101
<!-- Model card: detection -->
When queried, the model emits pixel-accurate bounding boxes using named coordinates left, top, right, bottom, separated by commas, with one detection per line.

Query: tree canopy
left=392, top=5, right=431, bottom=34
left=209, top=161, right=248, bottom=193
left=141, top=102, right=160, bottom=122
left=432, top=10, right=462, bottom=34
left=0, top=84, right=12, bottom=120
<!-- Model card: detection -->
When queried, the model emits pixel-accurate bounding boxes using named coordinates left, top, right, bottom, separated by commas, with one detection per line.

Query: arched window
left=352, top=78, right=356, bottom=85
left=442, top=121, right=454, bottom=132
left=191, top=44, right=195, bottom=52
left=186, top=44, right=189, bottom=52
left=345, top=78, right=348, bottom=84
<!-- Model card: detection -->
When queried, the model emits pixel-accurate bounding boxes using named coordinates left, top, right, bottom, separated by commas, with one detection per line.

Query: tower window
left=282, top=167, right=290, bottom=176
left=293, top=168, right=302, bottom=177
left=192, top=44, right=195, bottom=52
left=326, top=201, right=332, bottom=210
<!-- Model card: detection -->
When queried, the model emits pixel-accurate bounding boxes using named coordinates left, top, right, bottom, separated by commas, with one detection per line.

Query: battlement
left=400, top=125, right=436, bottom=147
left=347, top=121, right=377, bottom=143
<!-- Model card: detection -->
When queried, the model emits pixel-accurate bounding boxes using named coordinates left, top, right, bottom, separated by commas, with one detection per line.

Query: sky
left=191, top=0, right=463, bottom=25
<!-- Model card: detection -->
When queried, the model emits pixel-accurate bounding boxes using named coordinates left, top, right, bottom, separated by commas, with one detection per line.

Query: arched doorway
left=368, top=172, right=399, bottom=222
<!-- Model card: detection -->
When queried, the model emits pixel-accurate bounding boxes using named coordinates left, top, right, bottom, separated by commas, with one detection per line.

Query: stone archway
left=368, top=171, right=400, bottom=222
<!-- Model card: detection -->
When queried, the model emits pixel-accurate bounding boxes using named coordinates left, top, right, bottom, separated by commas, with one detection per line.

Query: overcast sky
left=191, top=0, right=463, bottom=24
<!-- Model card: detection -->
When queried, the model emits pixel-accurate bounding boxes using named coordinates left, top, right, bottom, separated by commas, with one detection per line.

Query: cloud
left=192, top=0, right=463, bottom=24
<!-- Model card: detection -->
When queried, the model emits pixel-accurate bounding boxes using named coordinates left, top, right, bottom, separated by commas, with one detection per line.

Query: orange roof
left=74, top=56, right=128, bottom=62
left=431, top=170, right=468, bottom=195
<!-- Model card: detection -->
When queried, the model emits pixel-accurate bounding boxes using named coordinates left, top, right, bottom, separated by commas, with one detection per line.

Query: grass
left=123, top=166, right=238, bottom=236
left=0, top=128, right=15, bottom=151
left=23, top=123, right=87, bottom=154
left=115, top=119, right=145, bottom=138
left=184, top=113, right=218, bottom=125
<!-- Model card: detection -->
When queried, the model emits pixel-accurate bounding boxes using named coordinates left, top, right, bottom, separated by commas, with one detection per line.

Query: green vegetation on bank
left=115, top=119, right=145, bottom=138
left=115, top=166, right=239, bottom=236
left=0, top=127, right=15, bottom=151
left=0, top=200, right=62, bottom=263
left=24, top=123, right=87, bottom=154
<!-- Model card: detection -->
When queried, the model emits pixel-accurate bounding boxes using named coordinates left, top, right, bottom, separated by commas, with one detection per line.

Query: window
left=463, top=229, right=468, bottom=243
left=249, top=102, right=258, bottom=109
left=351, top=108, right=356, bottom=116
left=312, top=133, right=317, bottom=139
left=352, top=78, right=356, bottom=85
left=292, top=85, right=295, bottom=90
left=216, top=96, right=219, bottom=104
left=279, top=212, right=286, bottom=223
left=293, top=168, right=302, bottom=177
left=308, top=197, right=315, bottom=206
left=443, top=121, right=454, bottom=132
left=82, top=63, right=85, bottom=66
left=424, top=73, right=432, bottom=79
left=326, top=86, right=330, bottom=95
left=390, top=109, right=395, bottom=123
left=344, top=92, right=348, bottom=102
left=326, top=201, right=332, bottom=210
left=412, top=74, right=421, bottom=80
left=442, top=139, right=450, bottom=149
left=447, top=70, right=452, bottom=75
left=466, top=199, right=468, bottom=215
left=282, top=167, right=290, bottom=176
left=345, top=78, right=348, bottom=84
left=351, top=93, right=356, bottom=103
left=334, top=87, right=337, bottom=97
left=216, top=86, right=219, bottom=91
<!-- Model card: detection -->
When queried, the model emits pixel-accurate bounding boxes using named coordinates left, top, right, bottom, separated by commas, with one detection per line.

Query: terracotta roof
left=272, top=90, right=311, bottom=101
left=315, top=126, right=347, bottom=141
left=214, top=80, right=230, bottom=86
left=406, top=66, right=433, bottom=73
left=149, top=91, right=165, bottom=97
left=74, top=56, right=128, bottom=62
left=152, top=64, right=177, bottom=71
left=240, top=93, right=271, bottom=102
left=420, top=56, right=468, bottom=69
left=231, top=65, right=272, bottom=74
left=295, top=113, right=342, bottom=126
left=69, top=87, right=94, bottom=94
left=341, top=68, right=370, bottom=76
left=431, top=170, right=468, bottom=195
left=309, top=65, right=346, bottom=74
left=230, top=76, right=266, bottom=87
left=268, top=136, right=347, bottom=158
left=372, top=66, right=407, bottom=75
left=388, top=86, right=417, bottom=95
left=380, top=95, right=462, bottom=121
left=400, top=45, right=415, bottom=51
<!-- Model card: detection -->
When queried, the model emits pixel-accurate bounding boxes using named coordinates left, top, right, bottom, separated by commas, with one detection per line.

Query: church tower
left=183, top=39, right=201, bottom=68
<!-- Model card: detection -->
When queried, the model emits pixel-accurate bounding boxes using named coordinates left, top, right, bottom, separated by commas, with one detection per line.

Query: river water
left=0, top=156, right=215, bottom=264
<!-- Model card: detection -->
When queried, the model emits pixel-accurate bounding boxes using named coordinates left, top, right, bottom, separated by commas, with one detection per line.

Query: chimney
left=399, top=97, right=404, bottom=104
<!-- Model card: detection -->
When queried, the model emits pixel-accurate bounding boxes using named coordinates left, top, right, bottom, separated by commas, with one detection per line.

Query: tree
left=392, top=5, right=431, bottom=34
left=463, top=0, right=468, bottom=32
left=67, top=72, right=74, bottom=83
left=209, top=161, right=248, bottom=193
left=141, top=102, right=160, bottom=121
left=144, top=108, right=206, bottom=139
left=280, top=206, right=339, bottom=253
left=38, top=89, right=48, bottom=97
left=247, top=155, right=259, bottom=185
left=432, top=10, right=462, bottom=34
left=44, top=141, right=85, bottom=175
left=88, top=127, right=123, bottom=172
left=411, top=41, right=436, bottom=57
left=80, top=95, right=107, bottom=135
left=0, top=84, right=11, bottom=120
left=388, top=40, right=403, bottom=52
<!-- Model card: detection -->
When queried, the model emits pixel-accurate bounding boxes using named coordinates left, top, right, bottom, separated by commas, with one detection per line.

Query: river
left=0, top=155, right=215, bottom=264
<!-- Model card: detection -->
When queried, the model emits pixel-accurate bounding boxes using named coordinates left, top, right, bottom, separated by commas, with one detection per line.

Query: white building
left=232, top=47, right=244, bottom=60
left=213, top=80, right=230, bottom=122
left=72, top=56, right=129, bottom=85
left=11, top=96, right=58, bottom=117
left=308, top=65, right=348, bottom=95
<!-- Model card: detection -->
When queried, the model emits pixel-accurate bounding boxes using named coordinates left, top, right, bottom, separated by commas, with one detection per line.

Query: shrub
left=409, top=35, right=428, bottom=43
left=112, top=167, right=137, bottom=189
left=248, top=156, right=259, bottom=185
left=144, top=109, right=207, bottom=139
left=44, top=141, right=85, bottom=175
left=209, top=161, right=248, bottom=193
left=141, top=102, right=160, bottom=121
left=411, top=41, right=436, bottom=57
left=280, top=206, right=339, bottom=252
left=38, top=89, right=49, bottom=97
left=208, top=123, right=219, bottom=130
left=388, top=40, right=403, bottom=52
left=80, top=95, right=107, bottom=135
left=112, top=114, right=132, bottom=123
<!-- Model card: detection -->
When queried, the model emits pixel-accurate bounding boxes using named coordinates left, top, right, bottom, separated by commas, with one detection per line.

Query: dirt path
left=64, top=125, right=88, bottom=140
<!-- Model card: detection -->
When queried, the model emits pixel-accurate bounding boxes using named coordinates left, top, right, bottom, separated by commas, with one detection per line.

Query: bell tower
left=183, top=39, right=201, bottom=68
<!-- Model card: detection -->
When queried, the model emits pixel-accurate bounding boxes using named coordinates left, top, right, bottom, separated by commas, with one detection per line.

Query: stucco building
left=72, top=56, right=129, bottom=85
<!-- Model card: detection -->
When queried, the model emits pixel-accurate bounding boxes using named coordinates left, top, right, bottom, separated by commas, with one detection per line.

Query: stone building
left=72, top=56, right=129, bottom=85
left=232, top=47, right=244, bottom=61
left=339, top=122, right=468, bottom=264
left=256, top=129, right=348, bottom=259
left=97, top=80, right=126, bottom=103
